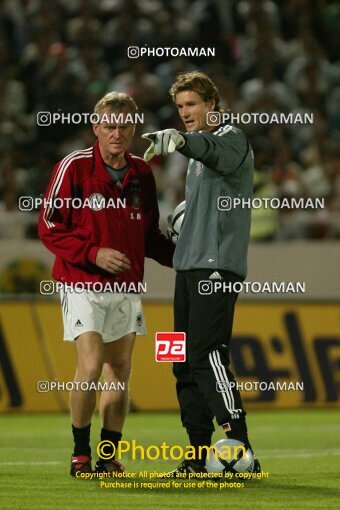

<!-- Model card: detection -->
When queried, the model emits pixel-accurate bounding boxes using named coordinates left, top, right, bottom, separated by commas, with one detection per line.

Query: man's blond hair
left=94, top=92, right=138, bottom=114
left=169, top=71, right=220, bottom=111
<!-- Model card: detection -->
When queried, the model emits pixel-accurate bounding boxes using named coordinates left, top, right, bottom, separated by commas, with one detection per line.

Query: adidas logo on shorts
left=74, top=319, right=83, bottom=327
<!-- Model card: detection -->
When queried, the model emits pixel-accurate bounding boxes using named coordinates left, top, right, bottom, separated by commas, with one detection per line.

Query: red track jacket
left=38, top=141, right=174, bottom=288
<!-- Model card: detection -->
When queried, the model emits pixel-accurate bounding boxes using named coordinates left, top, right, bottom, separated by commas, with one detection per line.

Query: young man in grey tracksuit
left=142, top=71, right=260, bottom=475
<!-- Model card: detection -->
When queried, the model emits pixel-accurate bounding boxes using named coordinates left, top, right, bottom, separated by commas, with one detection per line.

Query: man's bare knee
left=104, top=359, right=131, bottom=382
left=75, top=332, right=104, bottom=381
left=77, top=361, right=103, bottom=382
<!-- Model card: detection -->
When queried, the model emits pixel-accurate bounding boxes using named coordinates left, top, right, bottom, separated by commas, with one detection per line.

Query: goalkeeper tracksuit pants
left=173, top=269, right=246, bottom=437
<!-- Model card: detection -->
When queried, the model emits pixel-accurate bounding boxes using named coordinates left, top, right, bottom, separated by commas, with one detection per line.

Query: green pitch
left=1, top=410, right=339, bottom=509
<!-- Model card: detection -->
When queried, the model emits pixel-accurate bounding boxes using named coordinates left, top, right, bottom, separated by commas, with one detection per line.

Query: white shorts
left=60, top=290, right=147, bottom=342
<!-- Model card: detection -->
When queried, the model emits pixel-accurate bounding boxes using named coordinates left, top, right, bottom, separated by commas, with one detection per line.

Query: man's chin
left=109, top=147, right=125, bottom=155
left=185, top=124, right=198, bottom=132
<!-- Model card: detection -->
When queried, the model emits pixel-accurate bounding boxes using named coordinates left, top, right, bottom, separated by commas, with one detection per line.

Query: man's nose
left=112, top=128, right=121, bottom=138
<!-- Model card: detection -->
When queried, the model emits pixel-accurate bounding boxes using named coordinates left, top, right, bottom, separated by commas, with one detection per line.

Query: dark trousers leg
left=173, top=271, right=214, bottom=436
left=187, top=270, right=246, bottom=427
left=173, top=270, right=247, bottom=435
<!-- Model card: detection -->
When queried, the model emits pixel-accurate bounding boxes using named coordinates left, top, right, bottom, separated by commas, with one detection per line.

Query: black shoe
left=253, top=457, right=261, bottom=473
left=70, top=455, right=92, bottom=477
left=159, top=460, right=207, bottom=478
left=94, top=459, right=124, bottom=474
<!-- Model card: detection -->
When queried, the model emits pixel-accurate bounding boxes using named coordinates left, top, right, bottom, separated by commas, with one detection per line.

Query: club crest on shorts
left=135, top=312, right=143, bottom=326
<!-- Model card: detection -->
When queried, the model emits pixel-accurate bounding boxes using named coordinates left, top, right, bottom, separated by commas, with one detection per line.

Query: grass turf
left=0, top=410, right=340, bottom=510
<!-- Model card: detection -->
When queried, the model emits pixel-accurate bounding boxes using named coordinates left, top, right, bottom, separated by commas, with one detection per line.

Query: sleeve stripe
left=43, top=148, right=93, bottom=229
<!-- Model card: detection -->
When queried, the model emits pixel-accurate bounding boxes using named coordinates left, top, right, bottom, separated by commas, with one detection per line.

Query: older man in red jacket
left=39, top=92, right=174, bottom=477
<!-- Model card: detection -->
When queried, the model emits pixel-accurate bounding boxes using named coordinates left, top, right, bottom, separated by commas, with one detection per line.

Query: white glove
left=142, top=129, right=185, bottom=161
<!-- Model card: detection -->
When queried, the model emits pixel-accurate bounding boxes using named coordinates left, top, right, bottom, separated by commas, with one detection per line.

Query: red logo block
left=155, top=332, right=186, bottom=362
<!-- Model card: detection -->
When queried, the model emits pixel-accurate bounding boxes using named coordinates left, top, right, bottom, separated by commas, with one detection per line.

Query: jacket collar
left=92, top=141, right=139, bottom=183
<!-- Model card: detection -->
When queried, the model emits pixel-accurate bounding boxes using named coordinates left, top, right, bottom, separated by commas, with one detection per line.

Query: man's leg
left=100, top=333, right=135, bottom=430
left=70, top=331, right=104, bottom=474
left=187, top=270, right=251, bottom=448
left=96, top=333, right=135, bottom=471
left=71, top=332, right=104, bottom=429
left=173, top=271, right=214, bottom=470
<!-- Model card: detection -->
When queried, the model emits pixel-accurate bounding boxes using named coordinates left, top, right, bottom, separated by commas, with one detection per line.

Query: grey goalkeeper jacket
left=173, top=123, right=253, bottom=279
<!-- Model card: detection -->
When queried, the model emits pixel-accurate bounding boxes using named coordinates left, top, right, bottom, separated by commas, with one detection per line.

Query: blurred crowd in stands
left=0, top=0, right=339, bottom=240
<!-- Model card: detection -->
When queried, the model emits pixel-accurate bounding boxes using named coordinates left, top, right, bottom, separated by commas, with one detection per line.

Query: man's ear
left=92, top=123, right=99, bottom=137
left=208, top=100, right=215, bottom=111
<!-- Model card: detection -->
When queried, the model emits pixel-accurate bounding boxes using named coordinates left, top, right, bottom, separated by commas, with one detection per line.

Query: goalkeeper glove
left=142, top=129, right=185, bottom=161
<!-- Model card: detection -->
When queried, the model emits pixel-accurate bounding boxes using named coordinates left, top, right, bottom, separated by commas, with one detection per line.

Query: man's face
left=175, top=90, right=215, bottom=132
left=92, top=109, right=136, bottom=157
